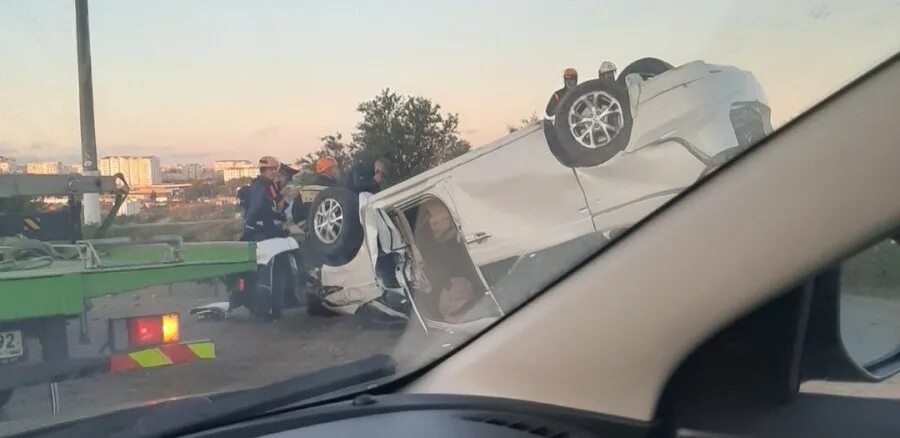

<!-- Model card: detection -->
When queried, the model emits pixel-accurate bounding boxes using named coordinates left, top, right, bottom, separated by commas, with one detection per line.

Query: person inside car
left=412, top=199, right=486, bottom=323
left=241, top=156, right=288, bottom=242
left=346, top=158, right=390, bottom=195
left=545, top=68, right=578, bottom=117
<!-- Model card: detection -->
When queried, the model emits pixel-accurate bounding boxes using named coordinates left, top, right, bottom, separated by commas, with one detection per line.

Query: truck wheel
left=550, top=79, right=633, bottom=167
left=0, top=389, right=13, bottom=409
left=307, top=187, right=363, bottom=266
left=269, top=256, right=289, bottom=319
left=617, top=57, right=673, bottom=84
left=40, top=317, right=69, bottom=363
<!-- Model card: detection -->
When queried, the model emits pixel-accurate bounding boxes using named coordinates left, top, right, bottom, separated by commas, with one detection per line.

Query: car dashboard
left=186, top=394, right=649, bottom=438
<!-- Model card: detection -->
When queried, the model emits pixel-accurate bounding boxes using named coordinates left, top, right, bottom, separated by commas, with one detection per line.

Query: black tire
left=305, top=293, right=337, bottom=317
left=40, top=317, right=69, bottom=363
left=307, top=187, right=363, bottom=266
left=0, top=389, right=12, bottom=410
left=250, top=256, right=290, bottom=320
left=616, top=57, right=674, bottom=85
left=550, top=79, right=633, bottom=167
left=269, top=255, right=289, bottom=319
left=542, top=119, right=576, bottom=167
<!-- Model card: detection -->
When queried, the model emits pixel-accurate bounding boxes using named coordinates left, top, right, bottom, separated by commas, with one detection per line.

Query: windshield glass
left=1, top=0, right=897, bottom=432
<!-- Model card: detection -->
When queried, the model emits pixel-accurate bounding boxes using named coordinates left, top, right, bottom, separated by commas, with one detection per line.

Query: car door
left=445, top=126, right=594, bottom=281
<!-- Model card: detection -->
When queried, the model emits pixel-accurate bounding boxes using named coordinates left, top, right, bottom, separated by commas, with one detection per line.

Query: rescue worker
left=545, top=68, right=578, bottom=117
left=241, top=156, right=288, bottom=241
left=290, top=157, right=339, bottom=225
left=346, top=157, right=390, bottom=194
left=598, top=61, right=617, bottom=81
left=312, top=157, right=339, bottom=186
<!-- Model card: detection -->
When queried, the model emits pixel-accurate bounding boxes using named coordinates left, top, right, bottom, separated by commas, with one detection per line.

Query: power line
left=2, top=0, right=72, bottom=72
left=0, top=101, right=59, bottom=145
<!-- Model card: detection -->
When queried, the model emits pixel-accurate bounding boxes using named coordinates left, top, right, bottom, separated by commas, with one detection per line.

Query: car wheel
left=616, top=57, right=674, bottom=85
left=307, top=187, right=364, bottom=267
left=0, top=389, right=13, bottom=410
left=550, top=79, right=633, bottom=167
left=541, top=119, right=577, bottom=167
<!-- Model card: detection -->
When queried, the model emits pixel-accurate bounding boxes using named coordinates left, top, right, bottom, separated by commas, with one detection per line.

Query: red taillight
left=113, top=313, right=180, bottom=350
left=237, top=278, right=245, bottom=292
left=128, top=317, right=163, bottom=347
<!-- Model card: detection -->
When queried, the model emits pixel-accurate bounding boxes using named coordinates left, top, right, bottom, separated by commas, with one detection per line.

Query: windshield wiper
left=30, top=354, right=397, bottom=438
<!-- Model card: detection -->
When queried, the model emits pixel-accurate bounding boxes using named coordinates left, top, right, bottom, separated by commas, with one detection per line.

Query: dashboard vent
left=460, top=414, right=571, bottom=438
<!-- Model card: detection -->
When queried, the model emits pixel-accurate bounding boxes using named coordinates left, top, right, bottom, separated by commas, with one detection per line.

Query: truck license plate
left=0, top=330, right=24, bottom=359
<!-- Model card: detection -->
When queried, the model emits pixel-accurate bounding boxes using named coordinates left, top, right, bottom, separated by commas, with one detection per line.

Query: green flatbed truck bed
left=0, top=241, right=256, bottom=322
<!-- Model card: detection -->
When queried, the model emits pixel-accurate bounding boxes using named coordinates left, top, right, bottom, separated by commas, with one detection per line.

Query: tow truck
left=0, top=174, right=255, bottom=412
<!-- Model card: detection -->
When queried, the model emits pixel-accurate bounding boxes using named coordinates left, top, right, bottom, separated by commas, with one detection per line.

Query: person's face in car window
left=424, top=201, right=455, bottom=243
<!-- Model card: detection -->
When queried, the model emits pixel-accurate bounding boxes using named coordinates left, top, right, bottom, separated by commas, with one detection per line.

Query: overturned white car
left=305, top=58, right=772, bottom=331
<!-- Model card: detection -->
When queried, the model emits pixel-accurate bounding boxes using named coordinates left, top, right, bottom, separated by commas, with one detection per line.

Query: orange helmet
left=314, top=157, right=337, bottom=175
left=563, top=68, right=578, bottom=79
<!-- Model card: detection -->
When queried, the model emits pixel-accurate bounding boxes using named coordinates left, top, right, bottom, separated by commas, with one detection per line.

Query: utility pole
left=75, top=0, right=101, bottom=224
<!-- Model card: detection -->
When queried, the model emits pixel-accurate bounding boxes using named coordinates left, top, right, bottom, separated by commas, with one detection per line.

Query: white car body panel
left=628, top=61, right=767, bottom=158
left=254, top=237, right=299, bottom=266
left=446, top=129, right=594, bottom=267
left=320, top=193, right=382, bottom=315
left=576, top=140, right=706, bottom=231
left=319, top=242, right=381, bottom=315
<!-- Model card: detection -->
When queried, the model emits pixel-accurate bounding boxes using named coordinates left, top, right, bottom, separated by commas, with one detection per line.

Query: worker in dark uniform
left=346, top=158, right=390, bottom=194
left=545, top=68, right=578, bottom=117
left=241, top=156, right=288, bottom=241
left=345, top=158, right=390, bottom=194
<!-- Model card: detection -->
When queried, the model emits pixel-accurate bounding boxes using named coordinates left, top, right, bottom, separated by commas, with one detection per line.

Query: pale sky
left=1, top=0, right=898, bottom=165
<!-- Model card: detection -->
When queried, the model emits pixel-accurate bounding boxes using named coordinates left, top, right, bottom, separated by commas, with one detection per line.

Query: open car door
left=377, top=180, right=504, bottom=334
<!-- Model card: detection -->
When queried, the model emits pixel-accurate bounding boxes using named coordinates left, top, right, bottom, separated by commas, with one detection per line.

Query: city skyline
left=1, top=0, right=898, bottom=165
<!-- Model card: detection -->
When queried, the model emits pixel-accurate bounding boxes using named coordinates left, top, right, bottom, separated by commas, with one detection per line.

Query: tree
left=183, top=180, right=217, bottom=202
left=353, top=89, right=470, bottom=182
left=298, top=89, right=471, bottom=184
left=507, top=112, right=541, bottom=134
left=297, top=133, right=355, bottom=176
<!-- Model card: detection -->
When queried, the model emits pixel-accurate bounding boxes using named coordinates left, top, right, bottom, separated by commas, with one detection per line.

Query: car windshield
left=0, top=0, right=897, bottom=432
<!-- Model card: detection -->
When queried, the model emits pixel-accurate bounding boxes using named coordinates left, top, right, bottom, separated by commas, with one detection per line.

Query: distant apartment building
left=213, top=160, right=252, bottom=179
left=69, top=164, right=83, bottom=174
left=183, top=163, right=203, bottom=180
left=99, top=156, right=161, bottom=187
left=223, top=164, right=258, bottom=182
left=0, top=157, right=16, bottom=174
left=25, top=161, right=64, bottom=175
left=161, top=163, right=205, bottom=182
left=213, top=160, right=252, bottom=172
